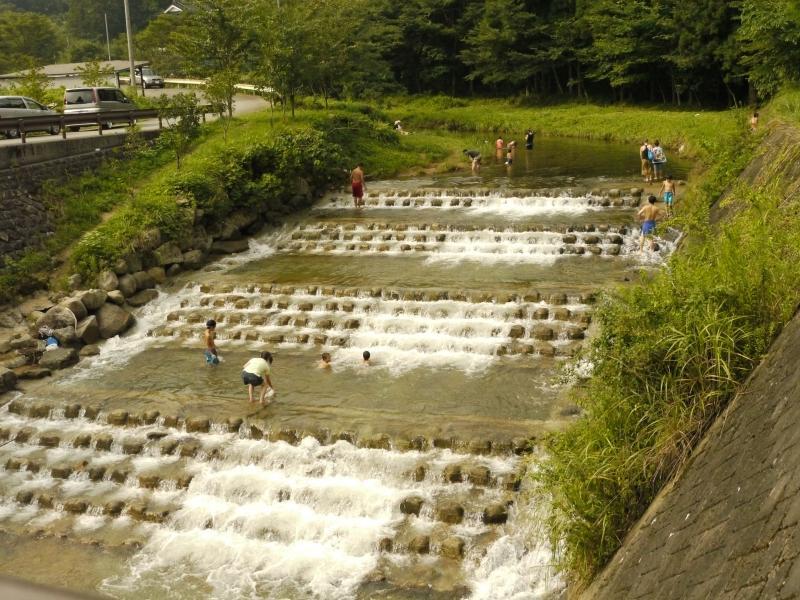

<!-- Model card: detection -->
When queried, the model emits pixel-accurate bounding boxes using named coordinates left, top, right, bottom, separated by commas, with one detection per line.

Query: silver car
left=0, top=95, right=60, bottom=138
left=138, top=67, right=165, bottom=89
left=63, top=87, right=134, bottom=130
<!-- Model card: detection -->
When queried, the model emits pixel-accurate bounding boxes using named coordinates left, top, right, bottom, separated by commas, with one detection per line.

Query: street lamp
left=123, top=0, right=137, bottom=96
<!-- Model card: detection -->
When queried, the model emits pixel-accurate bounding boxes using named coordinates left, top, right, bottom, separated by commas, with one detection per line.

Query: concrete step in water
left=318, top=188, right=642, bottom=213
left=276, top=223, right=632, bottom=259
left=0, top=404, right=525, bottom=565
left=1, top=401, right=539, bottom=458
left=299, top=221, right=631, bottom=234
left=150, top=286, right=592, bottom=357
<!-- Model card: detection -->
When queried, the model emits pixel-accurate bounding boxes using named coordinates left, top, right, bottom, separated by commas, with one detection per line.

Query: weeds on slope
left=534, top=162, right=800, bottom=584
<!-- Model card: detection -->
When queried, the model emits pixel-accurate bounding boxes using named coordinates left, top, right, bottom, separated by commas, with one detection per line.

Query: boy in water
left=659, top=175, right=677, bottom=217
left=525, top=129, right=535, bottom=150
left=505, top=141, right=516, bottom=165
left=637, top=195, right=664, bottom=251
left=318, top=352, right=332, bottom=369
left=204, top=320, right=220, bottom=365
left=242, top=351, right=274, bottom=404
left=351, top=164, right=366, bottom=208
left=362, top=350, right=371, bottom=366
left=463, top=149, right=482, bottom=173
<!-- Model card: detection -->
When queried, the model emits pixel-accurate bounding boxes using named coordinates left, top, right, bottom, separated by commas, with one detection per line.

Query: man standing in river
left=637, top=195, right=664, bottom=251
left=351, top=164, right=366, bottom=208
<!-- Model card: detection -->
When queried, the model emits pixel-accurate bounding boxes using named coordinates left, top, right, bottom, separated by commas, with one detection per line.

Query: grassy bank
left=0, top=105, right=455, bottom=302
left=533, top=115, right=800, bottom=585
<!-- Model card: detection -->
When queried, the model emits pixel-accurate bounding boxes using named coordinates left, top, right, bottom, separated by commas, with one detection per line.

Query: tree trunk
left=551, top=65, right=564, bottom=95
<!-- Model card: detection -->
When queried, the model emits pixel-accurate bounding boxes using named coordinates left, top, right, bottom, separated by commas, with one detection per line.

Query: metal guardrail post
left=97, top=115, right=103, bottom=135
left=18, top=120, right=26, bottom=144
left=60, top=116, right=66, bottom=139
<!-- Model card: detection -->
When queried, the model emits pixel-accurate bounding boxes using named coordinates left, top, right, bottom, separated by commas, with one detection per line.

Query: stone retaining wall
left=0, top=131, right=159, bottom=266
left=582, top=306, right=800, bottom=599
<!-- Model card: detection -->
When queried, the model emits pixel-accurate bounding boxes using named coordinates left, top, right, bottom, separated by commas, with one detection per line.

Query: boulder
left=53, top=326, right=79, bottom=346
left=147, top=267, right=167, bottom=284
left=76, top=316, right=100, bottom=344
left=182, top=250, right=205, bottom=270
left=107, top=290, right=125, bottom=305
left=18, top=295, right=54, bottom=317
left=436, top=501, right=465, bottom=524
left=211, top=239, right=250, bottom=254
left=61, top=298, right=88, bottom=322
left=113, top=258, right=129, bottom=275
left=78, top=289, right=108, bottom=310
left=482, top=503, right=509, bottom=525
left=38, top=348, right=79, bottom=370
left=153, top=242, right=184, bottom=266
left=14, top=367, right=51, bottom=380
left=132, top=271, right=155, bottom=291
left=0, top=367, right=17, bottom=393
left=440, top=536, right=465, bottom=559
left=79, top=344, right=101, bottom=357
left=167, top=264, right=182, bottom=277
left=96, top=304, right=135, bottom=339
left=400, top=495, right=424, bottom=516
left=118, top=274, right=137, bottom=297
left=138, top=228, right=162, bottom=251
left=127, top=289, right=159, bottom=307
left=37, top=306, right=76, bottom=330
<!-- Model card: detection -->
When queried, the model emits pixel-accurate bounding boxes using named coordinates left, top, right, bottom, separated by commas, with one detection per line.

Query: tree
left=157, top=93, right=201, bottom=169
left=76, top=58, right=114, bottom=87
left=133, top=13, right=188, bottom=75
left=0, top=9, right=65, bottom=73
left=10, top=67, right=59, bottom=105
left=65, top=0, right=162, bottom=43
left=738, top=0, right=800, bottom=99
left=169, top=0, right=254, bottom=118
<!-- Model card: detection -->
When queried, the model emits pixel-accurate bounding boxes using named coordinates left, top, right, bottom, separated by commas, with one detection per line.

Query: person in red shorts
left=351, top=163, right=366, bottom=207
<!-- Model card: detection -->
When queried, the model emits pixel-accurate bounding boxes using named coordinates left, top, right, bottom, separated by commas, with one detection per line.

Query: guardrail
left=0, top=106, right=216, bottom=144
left=163, top=79, right=269, bottom=95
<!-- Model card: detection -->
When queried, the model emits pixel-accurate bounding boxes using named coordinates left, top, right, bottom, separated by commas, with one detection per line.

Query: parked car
left=120, top=66, right=165, bottom=89
left=63, top=87, right=134, bottom=130
left=0, top=95, right=60, bottom=138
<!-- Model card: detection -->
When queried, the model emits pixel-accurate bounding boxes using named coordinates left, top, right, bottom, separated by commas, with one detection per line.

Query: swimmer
left=318, top=352, right=332, bottom=369
left=362, top=350, right=371, bottom=366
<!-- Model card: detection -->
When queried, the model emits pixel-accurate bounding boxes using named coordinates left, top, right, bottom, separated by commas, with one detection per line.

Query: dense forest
left=1, top=0, right=799, bottom=107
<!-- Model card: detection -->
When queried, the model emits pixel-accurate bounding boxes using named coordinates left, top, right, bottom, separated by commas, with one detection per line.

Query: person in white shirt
left=241, top=351, right=274, bottom=404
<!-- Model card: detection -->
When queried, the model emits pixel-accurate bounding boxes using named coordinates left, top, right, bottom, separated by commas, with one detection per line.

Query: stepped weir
left=0, top=178, right=674, bottom=598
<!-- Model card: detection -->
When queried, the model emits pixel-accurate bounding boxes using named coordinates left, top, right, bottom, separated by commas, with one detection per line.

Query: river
left=0, top=137, right=689, bottom=599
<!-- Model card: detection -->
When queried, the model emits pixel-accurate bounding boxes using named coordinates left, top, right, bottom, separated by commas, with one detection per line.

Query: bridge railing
left=0, top=105, right=217, bottom=144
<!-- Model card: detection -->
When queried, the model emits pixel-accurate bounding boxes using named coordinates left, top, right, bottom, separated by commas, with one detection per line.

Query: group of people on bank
left=637, top=139, right=679, bottom=251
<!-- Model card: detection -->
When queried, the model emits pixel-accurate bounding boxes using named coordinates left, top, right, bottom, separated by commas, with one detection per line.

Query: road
left=0, top=89, right=269, bottom=148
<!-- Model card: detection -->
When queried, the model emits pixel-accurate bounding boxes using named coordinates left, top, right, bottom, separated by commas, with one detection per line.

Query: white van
left=63, top=87, right=133, bottom=130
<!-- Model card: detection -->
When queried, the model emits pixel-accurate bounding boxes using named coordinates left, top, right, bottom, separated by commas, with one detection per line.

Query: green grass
left=381, top=96, right=745, bottom=164
left=532, top=112, right=800, bottom=586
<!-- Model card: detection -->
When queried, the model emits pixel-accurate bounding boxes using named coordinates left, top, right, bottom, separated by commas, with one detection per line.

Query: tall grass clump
left=535, top=176, right=800, bottom=585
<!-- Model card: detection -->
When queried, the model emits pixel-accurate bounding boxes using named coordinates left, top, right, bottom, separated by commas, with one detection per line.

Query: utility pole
left=104, top=13, right=112, bottom=61
left=123, top=0, right=137, bottom=96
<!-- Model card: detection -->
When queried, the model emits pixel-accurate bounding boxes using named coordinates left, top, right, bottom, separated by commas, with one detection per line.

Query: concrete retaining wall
left=582, top=307, right=800, bottom=599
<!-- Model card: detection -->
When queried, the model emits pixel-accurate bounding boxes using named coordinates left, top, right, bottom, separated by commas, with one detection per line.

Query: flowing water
left=0, top=139, right=688, bottom=598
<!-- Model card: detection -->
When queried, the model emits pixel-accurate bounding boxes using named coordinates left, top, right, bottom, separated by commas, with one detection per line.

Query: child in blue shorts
left=659, top=175, right=677, bottom=217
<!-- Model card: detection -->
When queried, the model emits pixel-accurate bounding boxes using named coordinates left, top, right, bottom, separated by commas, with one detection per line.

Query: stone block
left=39, top=348, right=78, bottom=370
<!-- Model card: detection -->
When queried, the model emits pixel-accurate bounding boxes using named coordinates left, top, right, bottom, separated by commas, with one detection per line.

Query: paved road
left=0, top=90, right=268, bottom=148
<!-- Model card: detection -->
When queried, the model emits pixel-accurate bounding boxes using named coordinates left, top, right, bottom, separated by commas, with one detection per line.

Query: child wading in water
left=242, top=351, right=274, bottom=404
left=318, top=352, right=332, bottom=369
left=637, top=195, right=664, bottom=251
left=659, top=175, right=677, bottom=217
left=204, top=320, right=220, bottom=365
